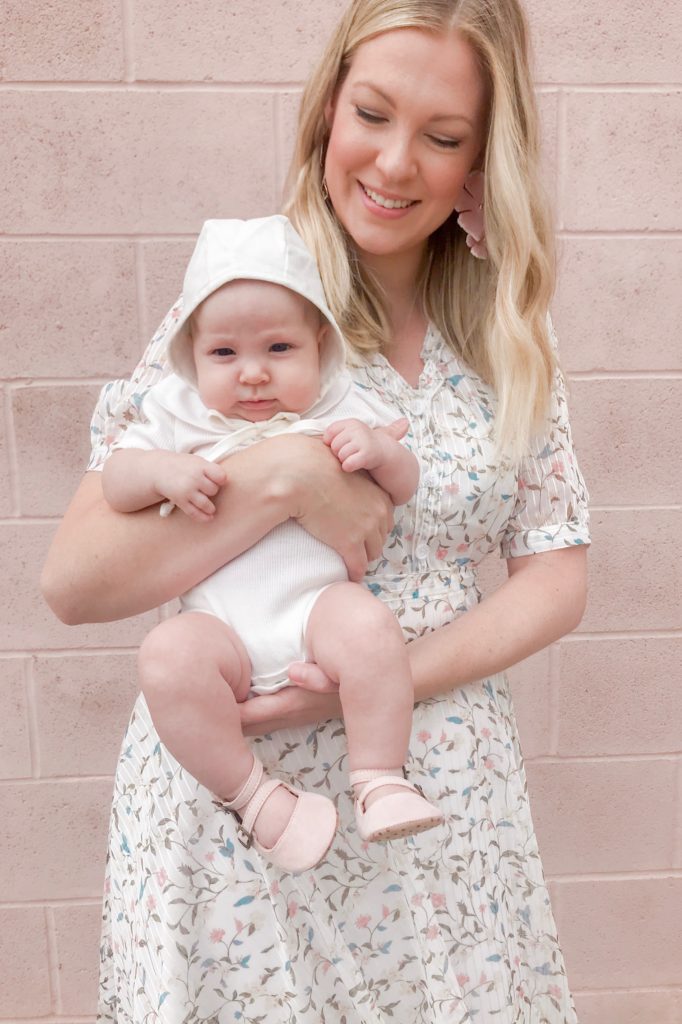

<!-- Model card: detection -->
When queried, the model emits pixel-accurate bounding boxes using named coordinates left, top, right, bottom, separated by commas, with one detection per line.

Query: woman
left=43, top=0, right=590, bottom=1020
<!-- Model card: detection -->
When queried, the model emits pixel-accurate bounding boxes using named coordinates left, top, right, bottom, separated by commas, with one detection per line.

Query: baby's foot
left=251, top=784, right=298, bottom=850
left=352, top=781, right=406, bottom=809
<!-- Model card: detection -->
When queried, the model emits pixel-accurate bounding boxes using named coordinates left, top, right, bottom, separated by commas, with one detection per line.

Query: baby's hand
left=323, top=418, right=387, bottom=473
left=154, top=452, right=226, bottom=522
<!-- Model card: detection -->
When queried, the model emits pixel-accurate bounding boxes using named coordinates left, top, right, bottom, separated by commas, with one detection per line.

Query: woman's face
left=324, top=27, right=487, bottom=273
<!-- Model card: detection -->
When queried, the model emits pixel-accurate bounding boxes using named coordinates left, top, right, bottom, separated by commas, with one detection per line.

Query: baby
left=102, top=216, right=442, bottom=872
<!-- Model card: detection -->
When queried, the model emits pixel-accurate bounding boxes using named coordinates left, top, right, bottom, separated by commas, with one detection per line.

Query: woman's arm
left=42, top=433, right=394, bottom=624
left=238, top=544, right=587, bottom=736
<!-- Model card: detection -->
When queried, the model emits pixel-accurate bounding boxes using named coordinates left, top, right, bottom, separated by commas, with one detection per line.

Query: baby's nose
left=239, top=361, right=269, bottom=383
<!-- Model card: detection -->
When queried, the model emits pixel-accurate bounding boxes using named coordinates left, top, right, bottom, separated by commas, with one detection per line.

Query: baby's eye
left=270, top=342, right=292, bottom=352
left=212, top=347, right=235, bottom=357
left=355, top=106, right=386, bottom=125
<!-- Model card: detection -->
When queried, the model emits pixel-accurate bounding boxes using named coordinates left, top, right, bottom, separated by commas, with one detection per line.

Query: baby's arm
left=323, top=418, right=419, bottom=506
left=103, top=449, right=226, bottom=523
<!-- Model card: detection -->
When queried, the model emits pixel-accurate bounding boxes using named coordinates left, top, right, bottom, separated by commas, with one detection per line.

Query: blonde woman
left=43, top=0, right=590, bottom=1020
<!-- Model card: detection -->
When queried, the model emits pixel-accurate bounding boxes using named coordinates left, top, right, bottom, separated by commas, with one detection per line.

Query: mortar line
left=549, top=868, right=682, bottom=882
left=134, top=238, right=147, bottom=350
left=673, top=756, right=682, bottom=868
left=44, top=906, right=61, bottom=1015
left=24, top=657, right=41, bottom=780
left=6, top=230, right=679, bottom=240
left=547, top=642, right=561, bottom=755
left=555, top=88, right=566, bottom=230
left=1, top=81, right=679, bottom=92
left=2, top=383, right=21, bottom=515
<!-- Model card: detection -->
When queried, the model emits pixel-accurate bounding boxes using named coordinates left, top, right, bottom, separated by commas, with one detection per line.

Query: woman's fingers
left=288, top=661, right=339, bottom=693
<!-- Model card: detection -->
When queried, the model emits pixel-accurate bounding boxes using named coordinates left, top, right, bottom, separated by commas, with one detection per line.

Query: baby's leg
left=306, top=584, right=442, bottom=839
left=305, top=582, right=413, bottom=775
left=139, top=612, right=254, bottom=797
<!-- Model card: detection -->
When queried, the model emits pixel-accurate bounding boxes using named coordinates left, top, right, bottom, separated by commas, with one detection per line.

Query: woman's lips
left=358, top=180, right=419, bottom=219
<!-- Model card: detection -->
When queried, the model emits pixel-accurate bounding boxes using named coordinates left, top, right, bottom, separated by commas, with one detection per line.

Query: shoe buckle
left=236, top=822, right=252, bottom=849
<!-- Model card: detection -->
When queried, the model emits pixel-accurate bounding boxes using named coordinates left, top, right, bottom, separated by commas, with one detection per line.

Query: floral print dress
left=91, top=302, right=590, bottom=1024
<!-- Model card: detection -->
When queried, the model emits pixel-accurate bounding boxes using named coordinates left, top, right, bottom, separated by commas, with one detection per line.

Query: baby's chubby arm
left=102, top=449, right=227, bottom=523
left=323, top=417, right=418, bottom=506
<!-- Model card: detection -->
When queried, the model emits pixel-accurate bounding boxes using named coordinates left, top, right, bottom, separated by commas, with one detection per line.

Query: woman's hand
left=239, top=685, right=343, bottom=737
left=272, top=433, right=395, bottom=581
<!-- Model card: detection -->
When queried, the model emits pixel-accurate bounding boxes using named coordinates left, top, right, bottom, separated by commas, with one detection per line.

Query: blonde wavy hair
left=283, top=0, right=556, bottom=459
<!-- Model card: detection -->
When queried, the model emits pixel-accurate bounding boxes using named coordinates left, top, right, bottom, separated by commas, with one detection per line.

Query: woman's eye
left=429, top=135, right=462, bottom=150
left=270, top=343, right=292, bottom=352
left=355, top=106, right=386, bottom=125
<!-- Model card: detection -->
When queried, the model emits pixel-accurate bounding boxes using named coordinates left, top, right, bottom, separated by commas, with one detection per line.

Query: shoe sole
left=365, top=814, right=443, bottom=843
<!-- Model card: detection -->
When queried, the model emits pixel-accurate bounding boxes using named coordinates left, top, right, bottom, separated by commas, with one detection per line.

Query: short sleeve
left=499, top=319, right=590, bottom=558
left=87, top=297, right=182, bottom=471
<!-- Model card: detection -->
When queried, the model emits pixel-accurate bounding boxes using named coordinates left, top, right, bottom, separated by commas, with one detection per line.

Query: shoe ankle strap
left=349, top=767, right=405, bottom=787
left=223, top=757, right=264, bottom=811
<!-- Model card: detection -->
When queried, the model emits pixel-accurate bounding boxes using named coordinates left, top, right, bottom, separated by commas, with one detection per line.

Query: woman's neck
left=359, top=246, right=425, bottom=334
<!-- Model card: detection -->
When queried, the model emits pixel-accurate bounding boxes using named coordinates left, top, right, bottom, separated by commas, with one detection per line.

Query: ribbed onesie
left=110, top=370, right=397, bottom=693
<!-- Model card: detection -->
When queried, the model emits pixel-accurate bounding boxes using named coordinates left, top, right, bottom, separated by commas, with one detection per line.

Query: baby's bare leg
left=138, top=612, right=255, bottom=797
left=305, top=583, right=414, bottom=775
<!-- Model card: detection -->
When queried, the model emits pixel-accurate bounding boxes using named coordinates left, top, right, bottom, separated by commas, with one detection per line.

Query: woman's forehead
left=343, top=27, right=487, bottom=122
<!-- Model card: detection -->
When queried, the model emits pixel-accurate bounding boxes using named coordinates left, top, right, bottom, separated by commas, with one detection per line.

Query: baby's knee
left=138, top=617, right=202, bottom=699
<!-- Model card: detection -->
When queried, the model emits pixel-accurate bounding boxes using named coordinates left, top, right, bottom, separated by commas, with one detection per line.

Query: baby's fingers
left=180, top=492, right=216, bottom=522
left=203, top=462, right=227, bottom=487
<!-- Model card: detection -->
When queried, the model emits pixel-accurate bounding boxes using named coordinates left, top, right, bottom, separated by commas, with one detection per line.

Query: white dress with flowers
left=91, top=302, right=589, bottom=1024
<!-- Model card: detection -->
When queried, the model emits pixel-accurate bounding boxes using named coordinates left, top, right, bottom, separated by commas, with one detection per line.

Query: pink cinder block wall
left=1, top=2, right=680, bottom=1020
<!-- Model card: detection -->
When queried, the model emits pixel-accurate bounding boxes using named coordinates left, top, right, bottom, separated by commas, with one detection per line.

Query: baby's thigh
left=138, top=611, right=252, bottom=703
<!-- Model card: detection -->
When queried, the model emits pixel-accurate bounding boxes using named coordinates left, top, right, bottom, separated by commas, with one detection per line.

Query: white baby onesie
left=112, top=370, right=398, bottom=693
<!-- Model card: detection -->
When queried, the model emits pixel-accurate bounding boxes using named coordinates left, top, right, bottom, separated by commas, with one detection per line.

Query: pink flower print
left=479, top=972, right=487, bottom=984
left=210, top=928, right=225, bottom=943
left=355, top=915, right=371, bottom=929
left=411, top=894, right=424, bottom=907
left=514, top=956, right=521, bottom=967
left=518, top=478, right=526, bottom=490
left=287, top=900, right=298, bottom=919
left=146, top=894, right=156, bottom=911
left=456, top=542, right=468, bottom=552
left=445, top=482, right=460, bottom=495
left=436, top=546, right=448, bottom=560
left=431, top=893, right=446, bottom=909
left=382, top=904, right=391, bottom=918
left=426, top=924, right=439, bottom=939
left=270, top=880, right=280, bottom=896
left=440, top=731, right=447, bottom=743
left=483, top=756, right=495, bottom=770
left=456, top=973, right=470, bottom=987
left=156, top=868, right=168, bottom=886
left=549, top=985, right=562, bottom=998
left=205, top=851, right=215, bottom=863
left=481, top=727, right=492, bottom=739
left=417, top=730, right=431, bottom=743
left=550, top=460, right=564, bottom=475
left=234, top=919, right=244, bottom=933
left=361, top=841, right=370, bottom=853
left=322, top=961, right=331, bottom=974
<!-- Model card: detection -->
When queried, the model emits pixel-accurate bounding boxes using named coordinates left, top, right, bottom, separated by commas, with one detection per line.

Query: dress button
left=423, top=470, right=438, bottom=487
left=411, top=398, right=426, bottom=416
left=415, top=541, right=430, bottom=560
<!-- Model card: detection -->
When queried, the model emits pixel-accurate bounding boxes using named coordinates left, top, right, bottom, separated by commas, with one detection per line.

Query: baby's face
left=191, top=280, right=325, bottom=421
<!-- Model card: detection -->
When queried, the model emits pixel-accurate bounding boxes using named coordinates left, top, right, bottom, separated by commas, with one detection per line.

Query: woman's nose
left=374, top=129, right=417, bottom=183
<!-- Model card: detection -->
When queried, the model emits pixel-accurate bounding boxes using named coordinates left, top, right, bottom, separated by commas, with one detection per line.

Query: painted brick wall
left=1, top=2, right=680, bottom=1021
